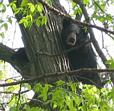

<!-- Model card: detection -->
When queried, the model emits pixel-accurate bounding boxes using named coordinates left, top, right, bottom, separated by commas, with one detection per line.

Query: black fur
left=61, top=19, right=102, bottom=87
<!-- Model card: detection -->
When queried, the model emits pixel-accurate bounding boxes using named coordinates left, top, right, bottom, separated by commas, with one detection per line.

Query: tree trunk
left=8, top=0, right=70, bottom=83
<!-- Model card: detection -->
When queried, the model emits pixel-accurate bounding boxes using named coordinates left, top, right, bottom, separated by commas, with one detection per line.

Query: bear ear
left=62, top=18, right=71, bottom=28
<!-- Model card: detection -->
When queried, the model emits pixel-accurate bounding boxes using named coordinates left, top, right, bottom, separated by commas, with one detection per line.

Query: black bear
left=61, top=18, right=102, bottom=87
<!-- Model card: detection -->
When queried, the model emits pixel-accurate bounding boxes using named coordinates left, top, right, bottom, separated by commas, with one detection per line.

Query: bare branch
left=0, top=68, right=114, bottom=87
left=0, top=90, right=29, bottom=95
left=0, top=43, right=30, bottom=76
left=0, top=43, right=15, bottom=62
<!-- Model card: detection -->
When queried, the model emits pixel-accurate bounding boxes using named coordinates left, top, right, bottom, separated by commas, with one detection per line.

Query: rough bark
left=2, top=0, right=104, bottom=85
left=8, top=0, right=70, bottom=82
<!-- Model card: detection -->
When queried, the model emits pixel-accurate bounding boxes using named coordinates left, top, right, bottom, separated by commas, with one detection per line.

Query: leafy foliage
left=66, top=0, right=114, bottom=31
left=9, top=0, right=47, bottom=28
left=0, top=3, right=12, bottom=38
left=7, top=80, right=114, bottom=111
left=1, top=0, right=114, bottom=111
left=106, top=59, right=114, bottom=68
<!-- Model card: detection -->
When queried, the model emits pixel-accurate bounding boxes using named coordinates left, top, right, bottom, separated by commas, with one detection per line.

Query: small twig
left=0, top=90, right=30, bottom=95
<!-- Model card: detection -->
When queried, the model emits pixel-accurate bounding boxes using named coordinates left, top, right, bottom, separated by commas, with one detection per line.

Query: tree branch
left=73, top=0, right=114, bottom=85
left=39, top=0, right=114, bottom=35
left=0, top=43, right=30, bottom=76
left=0, top=90, right=29, bottom=95
left=0, top=43, right=15, bottom=62
left=0, top=68, right=114, bottom=87
left=73, top=0, right=108, bottom=66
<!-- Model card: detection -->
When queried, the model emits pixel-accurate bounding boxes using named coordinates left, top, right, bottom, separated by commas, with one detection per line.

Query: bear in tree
left=61, top=18, right=102, bottom=87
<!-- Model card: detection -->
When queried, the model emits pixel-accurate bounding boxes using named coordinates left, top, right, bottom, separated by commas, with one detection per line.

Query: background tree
left=0, top=0, right=114, bottom=110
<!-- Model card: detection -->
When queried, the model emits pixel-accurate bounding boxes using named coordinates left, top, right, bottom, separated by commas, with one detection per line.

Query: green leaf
left=14, top=8, right=22, bottom=15
left=24, top=105, right=31, bottom=111
left=51, top=88, right=66, bottom=109
left=83, top=0, right=90, bottom=6
left=40, top=84, right=50, bottom=101
left=106, top=59, right=114, bottom=68
left=19, top=15, right=33, bottom=28
left=0, top=3, right=6, bottom=13
left=9, top=1, right=17, bottom=12
left=46, top=0, right=53, bottom=5
left=42, top=16, right=47, bottom=25
left=65, top=95, right=75, bottom=111
left=34, top=83, right=42, bottom=93
left=68, top=82, right=76, bottom=93
left=9, top=107, right=17, bottom=111
left=3, top=23, right=8, bottom=30
left=55, top=80, right=65, bottom=86
left=0, top=19, right=3, bottom=23
left=8, top=17, right=12, bottom=24
left=0, top=32, right=4, bottom=38
left=73, top=7, right=82, bottom=16
left=28, top=3, right=35, bottom=13
left=21, top=0, right=28, bottom=7
left=0, top=70, right=4, bottom=79
left=111, top=87, right=114, bottom=102
left=36, top=16, right=42, bottom=27
left=36, top=2, right=44, bottom=13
